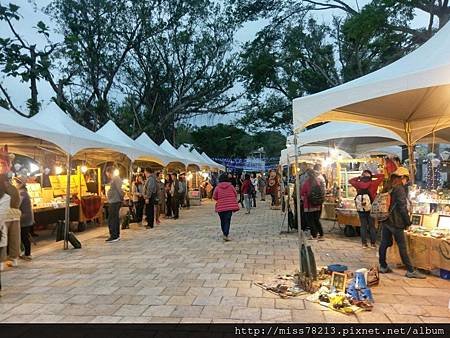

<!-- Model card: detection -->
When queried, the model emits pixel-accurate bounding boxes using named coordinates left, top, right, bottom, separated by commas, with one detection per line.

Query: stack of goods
left=307, top=265, right=379, bottom=315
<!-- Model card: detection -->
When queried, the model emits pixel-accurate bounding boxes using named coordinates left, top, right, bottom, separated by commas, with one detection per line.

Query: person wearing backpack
left=378, top=167, right=425, bottom=279
left=349, top=170, right=384, bottom=248
left=301, top=168, right=325, bottom=240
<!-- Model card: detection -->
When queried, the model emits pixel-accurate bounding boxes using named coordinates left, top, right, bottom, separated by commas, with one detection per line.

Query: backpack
left=307, top=177, right=325, bottom=206
left=355, top=188, right=372, bottom=212
left=370, top=190, right=392, bottom=221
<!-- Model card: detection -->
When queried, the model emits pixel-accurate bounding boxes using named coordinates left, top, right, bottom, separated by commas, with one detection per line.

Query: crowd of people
left=288, top=163, right=425, bottom=279
left=105, top=167, right=189, bottom=243
left=0, top=173, right=35, bottom=273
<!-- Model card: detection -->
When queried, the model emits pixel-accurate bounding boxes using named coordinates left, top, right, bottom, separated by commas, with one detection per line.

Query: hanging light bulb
left=113, top=168, right=120, bottom=177
left=55, top=166, right=63, bottom=175
left=81, top=165, right=88, bottom=173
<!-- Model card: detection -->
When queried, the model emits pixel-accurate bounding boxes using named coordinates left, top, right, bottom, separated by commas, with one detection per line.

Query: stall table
left=34, top=204, right=80, bottom=226
left=388, top=232, right=450, bottom=271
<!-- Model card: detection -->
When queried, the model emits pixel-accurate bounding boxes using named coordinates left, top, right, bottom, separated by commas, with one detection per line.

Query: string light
left=113, top=168, right=120, bottom=177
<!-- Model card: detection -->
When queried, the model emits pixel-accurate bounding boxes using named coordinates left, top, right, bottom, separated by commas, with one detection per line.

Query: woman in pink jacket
left=213, top=173, right=240, bottom=241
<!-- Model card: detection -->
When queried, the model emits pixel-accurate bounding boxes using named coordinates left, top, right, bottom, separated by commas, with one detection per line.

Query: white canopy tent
left=30, top=104, right=133, bottom=161
left=189, top=147, right=218, bottom=170
left=0, top=106, right=68, bottom=158
left=134, top=133, right=184, bottom=166
left=96, top=120, right=152, bottom=163
left=293, top=21, right=450, bottom=177
left=356, top=145, right=403, bottom=159
left=279, top=146, right=352, bottom=166
left=177, top=145, right=203, bottom=168
left=160, top=140, right=190, bottom=166
left=201, top=152, right=225, bottom=171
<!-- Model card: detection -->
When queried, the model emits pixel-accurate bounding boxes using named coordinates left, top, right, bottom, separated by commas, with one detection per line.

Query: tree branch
left=0, top=84, right=27, bottom=117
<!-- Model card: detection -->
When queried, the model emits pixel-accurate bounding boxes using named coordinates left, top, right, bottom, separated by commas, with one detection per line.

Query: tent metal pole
left=293, top=135, right=303, bottom=274
left=63, top=154, right=71, bottom=250
left=405, top=122, right=415, bottom=184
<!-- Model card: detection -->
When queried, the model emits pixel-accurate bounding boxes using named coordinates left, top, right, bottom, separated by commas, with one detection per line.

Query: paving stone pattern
left=0, top=200, right=449, bottom=323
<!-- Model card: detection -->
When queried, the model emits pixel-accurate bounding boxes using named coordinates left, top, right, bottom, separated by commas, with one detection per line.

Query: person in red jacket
left=240, top=174, right=253, bottom=214
left=349, top=170, right=384, bottom=248
left=213, top=173, right=240, bottom=241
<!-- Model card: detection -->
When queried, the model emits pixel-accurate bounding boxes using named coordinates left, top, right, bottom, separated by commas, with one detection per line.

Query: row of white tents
left=283, top=20, right=450, bottom=168
left=0, top=103, right=224, bottom=171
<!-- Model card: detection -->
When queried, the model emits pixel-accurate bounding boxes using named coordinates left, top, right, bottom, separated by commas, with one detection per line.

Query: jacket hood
left=217, top=182, right=233, bottom=189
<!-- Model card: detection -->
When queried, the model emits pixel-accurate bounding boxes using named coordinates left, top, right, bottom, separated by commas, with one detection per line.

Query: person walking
left=378, top=167, right=425, bottom=279
left=105, top=167, right=123, bottom=242
left=241, top=174, right=253, bottom=214
left=170, top=173, right=181, bottom=220
left=213, top=173, right=239, bottom=241
left=0, top=174, right=21, bottom=270
left=12, top=176, right=35, bottom=258
left=349, top=170, right=384, bottom=248
left=143, top=167, right=157, bottom=229
left=257, top=173, right=267, bottom=201
left=300, top=168, right=325, bottom=240
left=250, top=173, right=257, bottom=207
left=131, top=175, right=145, bottom=225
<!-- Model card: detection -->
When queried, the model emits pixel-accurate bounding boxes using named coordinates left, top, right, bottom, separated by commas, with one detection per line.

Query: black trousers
left=134, top=198, right=145, bottom=222
left=305, top=210, right=323, bottom=238
left=145, top=197, right=155, bottom=228
left=21, top=226, right=33, bottom=256
left=172, top=197, right=179, bottom=219
left=108, top=202, right=121, bottom=239
left=166, top=195, right=172, bottom=217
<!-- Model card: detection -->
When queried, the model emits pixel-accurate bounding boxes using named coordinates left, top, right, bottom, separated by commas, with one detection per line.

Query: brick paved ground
left=0, top=200, right=449, bottom=323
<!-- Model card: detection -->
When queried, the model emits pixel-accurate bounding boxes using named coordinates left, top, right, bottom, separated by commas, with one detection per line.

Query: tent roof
left=291, top=122, right=403, bottom=154
left=30, top=104, right=133, bottom=157
left=189, top=148, right=212, bottom=168
left=201, top=152, right=225, bottom=171
left=177, top=145, right=203, bottom=167
left=0, top=106, right=67, bottom=157
left=356, top=145, right=403, bottom=159
left=134, top=133, right=183, bottom=165
left=280, top=146, right=352, bottom=166
left=293, top=21, right=450, bottom=145
left=160, top=140, right=189, bottom=166
left=96, top=120, right=148, bottom=161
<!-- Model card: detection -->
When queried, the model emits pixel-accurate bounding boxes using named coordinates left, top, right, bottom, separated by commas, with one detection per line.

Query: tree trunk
left=29, top=46, right=39, bottom=116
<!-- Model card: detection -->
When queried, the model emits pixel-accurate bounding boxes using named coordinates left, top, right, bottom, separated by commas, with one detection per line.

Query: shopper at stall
left=257, top=173, right=267, bottom=201
left=143, top=167, right=157, bottom=229
left=131, top=175, right=145, bottom=226
left=13, top=176, right=34, bottom=257
left=301, top=169, right=325, bottom=240
left=0, top=175, right=11, bottom=271
left=105, top=167, right=123, bottom=242
left=155, top=172, right=165, bottom=224
left=170, top=173, right=181, bottom=220
left=241, top=174, right=253, bottom=214
left=165, top=175, right=173, bottom=218
left=0, top=174, right=21, bottom=269
left=378, top=167, right=426, bottom=279
left=349, top=170, right=384, bottom=248
left=213, top=173, right=239, bottom=241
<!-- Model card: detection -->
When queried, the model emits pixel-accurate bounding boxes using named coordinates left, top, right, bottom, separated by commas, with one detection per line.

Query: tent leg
left=405, top=123, right=415, bottom=184
left=293, top=135, right=303, bottom=274
left=63, top=154, right=72, bottom=250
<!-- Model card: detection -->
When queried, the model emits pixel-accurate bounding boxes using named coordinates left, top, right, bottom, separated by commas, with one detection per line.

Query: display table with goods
left=321, top=195, right=337, bottom=220
left=387, top=185, right=450, bottom=273
left=335, top=199, right=379, bottom=234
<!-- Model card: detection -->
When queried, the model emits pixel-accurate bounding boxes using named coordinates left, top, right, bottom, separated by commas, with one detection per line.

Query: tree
left=117, top=0, right=240, bottom=142
left=0, top=2, right=54, bottom=116
left=239, top=17, right=339, bottom=132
